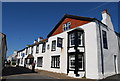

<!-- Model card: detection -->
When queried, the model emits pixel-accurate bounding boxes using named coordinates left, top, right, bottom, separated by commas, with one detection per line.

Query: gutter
left=97, top=21, right=104, bottom=77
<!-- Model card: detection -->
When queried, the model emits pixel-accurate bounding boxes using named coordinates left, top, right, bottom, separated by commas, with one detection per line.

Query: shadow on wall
left=2, top=66, right=37, bottom=76
left=99, top=74, right=120, bottom=81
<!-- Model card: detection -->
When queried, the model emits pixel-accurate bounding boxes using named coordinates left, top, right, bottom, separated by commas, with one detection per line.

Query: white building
left=17, top=10, right=120, bottom=79
left=7, top=50, right=18, bottom=66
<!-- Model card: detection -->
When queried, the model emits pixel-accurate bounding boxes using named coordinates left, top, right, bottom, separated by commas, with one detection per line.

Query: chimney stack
left=101, top=9, right=114, bottom=31
left=34, top=40, right=37, bottom=43
left=38, top=37, right=43, bottom=42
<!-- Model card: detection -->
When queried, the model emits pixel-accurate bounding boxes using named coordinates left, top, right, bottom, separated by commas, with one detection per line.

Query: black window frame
left=102, top=30, right=108, bottom=49
left=51, top=40, right=56, bottom=51
left=69, top=32, right=75, bottom=46
left=68, top=30, right=84, bottom=47
left=51, top=55, right=60, bottom=68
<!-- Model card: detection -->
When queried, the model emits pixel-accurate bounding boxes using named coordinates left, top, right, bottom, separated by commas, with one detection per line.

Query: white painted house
left=7, top=50, right=17, bottom=66
left=16, top=10, right=120, bottom=79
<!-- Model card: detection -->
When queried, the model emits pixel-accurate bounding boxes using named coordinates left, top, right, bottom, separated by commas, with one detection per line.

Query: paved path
left=2, top=66, right=120, bottom=81
left=2, top=66, right=55, bottom=79
left=3, top=73, right=54, bottom=79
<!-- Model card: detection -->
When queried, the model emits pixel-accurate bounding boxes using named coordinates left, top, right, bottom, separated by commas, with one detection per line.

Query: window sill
left=51, top=67, right=60, bottom=69
left=51, top=50, right=56, bottom=51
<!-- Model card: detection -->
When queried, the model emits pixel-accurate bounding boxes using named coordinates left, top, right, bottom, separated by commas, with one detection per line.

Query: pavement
left=1, top=66, right=120, bottom=81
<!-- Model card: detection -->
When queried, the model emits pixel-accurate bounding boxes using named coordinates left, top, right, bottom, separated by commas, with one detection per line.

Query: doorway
left=114, top=55, right=117, bottom=74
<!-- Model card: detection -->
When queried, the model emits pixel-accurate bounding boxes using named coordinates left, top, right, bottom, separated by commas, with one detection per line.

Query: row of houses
left=15, top=10, right=120, bottom=79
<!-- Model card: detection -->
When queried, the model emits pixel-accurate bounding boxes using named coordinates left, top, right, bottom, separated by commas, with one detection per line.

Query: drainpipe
left=98, top=21, right=104, bottom=78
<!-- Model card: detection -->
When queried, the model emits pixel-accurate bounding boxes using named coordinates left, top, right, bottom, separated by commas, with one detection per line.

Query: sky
left=2, top=2, right=119, bottom=57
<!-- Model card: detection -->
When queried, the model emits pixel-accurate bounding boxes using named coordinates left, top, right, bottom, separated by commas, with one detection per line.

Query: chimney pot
left=102, top=9, right=110, bottom=16
left=34, top=40, right=37, bottom=43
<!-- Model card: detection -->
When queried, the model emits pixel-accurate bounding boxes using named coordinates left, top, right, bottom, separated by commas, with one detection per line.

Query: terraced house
left=16, top=10, right=120, bottom=79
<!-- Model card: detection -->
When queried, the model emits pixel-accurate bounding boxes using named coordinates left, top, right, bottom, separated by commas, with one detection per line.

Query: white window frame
left=78, top=32, right=83, bottom=46
left=69, top=33, right=75, bottom=47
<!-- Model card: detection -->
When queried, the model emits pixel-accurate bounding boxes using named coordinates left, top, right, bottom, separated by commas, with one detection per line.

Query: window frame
left=69, top=32, right=75, bottom=47
left=51, top=55, right=60, bottom=68
left=42, top=43, right=46, bottom=53
left=102, top=30, right=108, bottom=49
left=78, top=32, right=83, bottom=46
left=37, top=57, right=43, bottom=67
left=51, top=40, right=56, bottom=51
left=36, top=45, right=39, bottom=53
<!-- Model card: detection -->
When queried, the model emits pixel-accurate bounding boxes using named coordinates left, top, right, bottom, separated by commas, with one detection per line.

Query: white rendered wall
left=98, top=12, right=120, bottom=78
left=79, top=22, right=99, bottom=79
left=117, top=36, right=120, bottom=74
left=34, top=31, right=68, bottom=74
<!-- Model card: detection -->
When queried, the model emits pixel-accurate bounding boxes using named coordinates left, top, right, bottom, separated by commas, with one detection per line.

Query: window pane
left=37, top=57, right=43, bottom=67
left=78, top=32, right=82, bottom=45
left=69, top=33, right=75, bottom=46
left=51, top=56, right=60, bottom=68
left=42, top=43, right=46, bottom=53
left=102, top=30, right=108, bottom=49
left=52, top=40, right=56, bottom=51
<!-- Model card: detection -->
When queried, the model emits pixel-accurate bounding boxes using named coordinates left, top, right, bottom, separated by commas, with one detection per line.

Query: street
left=2, top=66, right=54, bottom=79
left=1, top=66, right=120, bottom=81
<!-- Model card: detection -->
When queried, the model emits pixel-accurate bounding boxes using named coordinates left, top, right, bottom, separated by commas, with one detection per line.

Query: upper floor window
left=57, top=37, right=63, bottom=48
left=31, top=47, right=33, bottom=54
left=42, top=43, right=46, bottom=53
left=63, top=22, right=71, bottom=31
left=69, top=30, right=84, bottom=47
left=69, top=33, right=75, bottom=46
left=102, top=30, right=108, bottom=49
left=36, top=45, right=39, bottom=53
left=51, top=40, right=56, bottom=51
left=78, top=32, right=83, bottom=46
left=26, top=48, right=28, bottom=55
left=47, top=44, right=50, bottom=50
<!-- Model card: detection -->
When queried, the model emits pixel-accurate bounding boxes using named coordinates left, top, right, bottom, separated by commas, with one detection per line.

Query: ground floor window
left=37, top=57, right=43, bottom=67
left=69, top=54, right=84, bottom=70
left=69, top=55, right=75, bottom=69
left=78, top=54, right=83, bottom=70
left=51, top=56, right=60, bottom=68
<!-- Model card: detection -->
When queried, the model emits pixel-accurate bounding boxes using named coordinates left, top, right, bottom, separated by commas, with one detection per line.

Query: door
left=114, top=55, right=117, bottom=74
